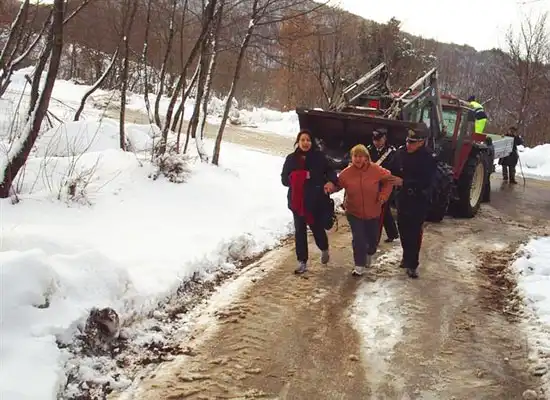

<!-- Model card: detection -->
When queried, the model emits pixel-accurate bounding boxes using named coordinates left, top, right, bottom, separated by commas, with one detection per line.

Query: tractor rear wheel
left=451, top=152, right=486, bottom=218
left=426, top=162, right=453, bottom=222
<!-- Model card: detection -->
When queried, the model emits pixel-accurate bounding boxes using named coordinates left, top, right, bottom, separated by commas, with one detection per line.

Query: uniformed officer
left=389, top=127, right=438, bottom=278
left=368, top=129, right=399, bottom=243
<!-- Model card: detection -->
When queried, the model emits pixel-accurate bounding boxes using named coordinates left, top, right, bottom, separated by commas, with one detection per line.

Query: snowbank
left=0, top=120, right=292, bottom=400
left=518, top=144, right=550, bottom=180
left=512, top=237, right=550, bottom=391
left=494, top=144, right=550, bottom=180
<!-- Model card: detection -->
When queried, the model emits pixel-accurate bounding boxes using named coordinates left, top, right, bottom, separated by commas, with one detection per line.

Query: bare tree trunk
left=182, top=56, right=208, bottom=155
left=171, top=65, right=199, bottom=133
left=74, top=49, right=119, bottom=121
left=0, top=0, right=29, bottom=73
left=184, top=45, right=210, bottom=156
left=153, top=0, right=179, bottom=129
left=119, top=0, right=138, bottom=151
left=141, top=0, right=154, bottom=124
left=198, top=1, right=223, bottom=145
left=0, top=0, right=65, bottom=198
left=212, top=4, right=257, bottom=165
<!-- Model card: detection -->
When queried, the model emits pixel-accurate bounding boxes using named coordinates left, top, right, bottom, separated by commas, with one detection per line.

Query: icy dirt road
left=112, top=194, right=549, bottom=399
left=97, top=108, right=550, bottom=400
left=104, top=109, right=550, bottom=399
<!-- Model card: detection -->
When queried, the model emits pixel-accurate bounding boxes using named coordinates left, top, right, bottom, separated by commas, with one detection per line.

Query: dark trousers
left=397, top=212, right=425, bottom=270
left=380, top=202, right=399, bottom=242
left=502, top=164, right=517, bottom=181
left=293, top=213, right=328, bottom=262
left=346, top=214, right=379, bottom=267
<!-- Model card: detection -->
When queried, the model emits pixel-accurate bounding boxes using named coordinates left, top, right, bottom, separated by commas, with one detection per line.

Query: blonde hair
left=350, top=144, right=371, bottom=160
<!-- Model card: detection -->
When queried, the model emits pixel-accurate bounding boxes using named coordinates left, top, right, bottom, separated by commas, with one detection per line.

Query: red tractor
left=296, top=64, right=514, bottom=222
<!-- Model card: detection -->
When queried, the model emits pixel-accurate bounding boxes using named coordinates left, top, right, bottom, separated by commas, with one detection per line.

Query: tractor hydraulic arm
left=331, top=63, right=390, bottom=111
left=386, top=67, right=445, bottom=140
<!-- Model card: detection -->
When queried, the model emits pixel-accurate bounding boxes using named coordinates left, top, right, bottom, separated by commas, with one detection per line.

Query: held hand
left=386, top=175, right=403, bottom=186
left=324, top=182, right=336, bottom=194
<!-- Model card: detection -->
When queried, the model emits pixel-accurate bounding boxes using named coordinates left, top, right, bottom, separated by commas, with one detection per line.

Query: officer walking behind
left=368, top=129, right=399, bottom=243
left=498, top=126, right=524, bottom=184
left=389, top=128, right=438, bottom=279
left=467, top=95, right=488, bottom=133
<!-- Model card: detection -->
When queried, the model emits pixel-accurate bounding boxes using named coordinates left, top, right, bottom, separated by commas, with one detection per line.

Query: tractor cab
left=413, top=96, right=477, bottom=179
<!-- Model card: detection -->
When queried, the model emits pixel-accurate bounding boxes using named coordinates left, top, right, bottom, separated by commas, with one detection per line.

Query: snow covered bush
left=150, top=152, right=192, bottom=183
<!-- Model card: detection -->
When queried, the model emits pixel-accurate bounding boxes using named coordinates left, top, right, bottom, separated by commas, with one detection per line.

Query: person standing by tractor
left=389, top=128, right=438, bottom=279
left=498, top=126, right=524, bottom=184
left=281, top=129, right=339, bottom=275
left=467, top=95, right=488, bottom=134
left=368, top=129, right=399, bottom=243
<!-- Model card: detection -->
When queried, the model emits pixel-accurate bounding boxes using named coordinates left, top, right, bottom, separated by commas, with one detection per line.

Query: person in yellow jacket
left=467, top=95, right=488, bottom=133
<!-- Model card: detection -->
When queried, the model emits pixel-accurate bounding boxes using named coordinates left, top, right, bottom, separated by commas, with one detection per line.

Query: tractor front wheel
left=451, top=152, right=486, bottom=218
left=426, top=162, right=453, bottom=222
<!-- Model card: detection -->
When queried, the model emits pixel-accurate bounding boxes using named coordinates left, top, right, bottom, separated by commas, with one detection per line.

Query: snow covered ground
left=0, top=71, right=295, bottom=400
left=517, top=145, right=550, bottom=180
left=512, top=237, right=550, bottom=392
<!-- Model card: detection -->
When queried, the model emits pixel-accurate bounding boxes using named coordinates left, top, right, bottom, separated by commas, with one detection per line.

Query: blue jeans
left=346, top=214, right=379, bottom=267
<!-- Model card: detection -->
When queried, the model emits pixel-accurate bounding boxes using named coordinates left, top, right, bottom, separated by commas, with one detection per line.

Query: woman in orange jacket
left=325, top=144, right=401, bottom=275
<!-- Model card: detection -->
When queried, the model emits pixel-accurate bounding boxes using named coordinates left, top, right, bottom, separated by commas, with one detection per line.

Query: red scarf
left=289, top=155, right=314, bottom=225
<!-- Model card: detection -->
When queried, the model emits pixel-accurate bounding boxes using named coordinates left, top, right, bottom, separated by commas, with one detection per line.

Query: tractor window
left=441, top=109, right=458, bottom=138
left=421, top=108, right=457, bottom=138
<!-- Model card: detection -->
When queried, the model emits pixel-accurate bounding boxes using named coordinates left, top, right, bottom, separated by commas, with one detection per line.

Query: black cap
left=467, top=95, right=475, bottom=102
left=406, top=128, right=427, bottom=142
left=372, top=129, right=386, bottom=140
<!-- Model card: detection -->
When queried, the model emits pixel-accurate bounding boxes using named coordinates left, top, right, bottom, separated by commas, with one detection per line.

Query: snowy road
left=106, top=113, right=550, bottom=399
left=115, top=203, right=549, bottom=399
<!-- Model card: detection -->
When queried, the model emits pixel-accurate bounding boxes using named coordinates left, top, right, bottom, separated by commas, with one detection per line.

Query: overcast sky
left=321, top=0, right=549, bottom=50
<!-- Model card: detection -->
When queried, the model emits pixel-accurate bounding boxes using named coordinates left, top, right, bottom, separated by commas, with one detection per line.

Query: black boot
left=509, top=165, right=518, bottom=184
left=399, top=259, right=405, bottom=268
left=385, top=235, right=399, bottom=243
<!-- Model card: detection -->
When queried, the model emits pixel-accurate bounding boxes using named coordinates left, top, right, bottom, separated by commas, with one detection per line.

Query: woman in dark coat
left=281, top=130, right=338, bottom=274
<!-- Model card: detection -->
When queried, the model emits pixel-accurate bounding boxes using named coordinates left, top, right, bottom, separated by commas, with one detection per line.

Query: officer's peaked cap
left=407, top=128, right=427, bottom=141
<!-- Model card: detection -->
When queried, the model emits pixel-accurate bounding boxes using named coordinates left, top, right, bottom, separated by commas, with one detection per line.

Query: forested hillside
left=1, top=0, right=549, bottom=145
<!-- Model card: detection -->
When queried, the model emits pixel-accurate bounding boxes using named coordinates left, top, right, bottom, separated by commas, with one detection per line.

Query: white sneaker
left=352, top=266, right=365, bottom=276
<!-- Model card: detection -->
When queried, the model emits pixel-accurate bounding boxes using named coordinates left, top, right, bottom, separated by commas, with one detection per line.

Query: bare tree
left=157, top=0, right=216, bottom=156
left=74, top=48, right=119, bottom=121
left=505, top=12, right=549, bottom=138
left=140, top=0, right=154, bottom=124
left=153, top=0, right=180, bottom=128
left=212, top=0, right=328, bottom=165
left=119, top=0, right=139, bottom=151
left=0, top=0, right=65, bottom=198
left=198, top=1, right=224, bottom=145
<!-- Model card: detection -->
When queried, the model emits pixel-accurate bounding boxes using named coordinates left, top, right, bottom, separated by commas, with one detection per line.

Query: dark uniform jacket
left=367, top=144, right=396, bottom=170
left=390, top=146, right=438, bottom=217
